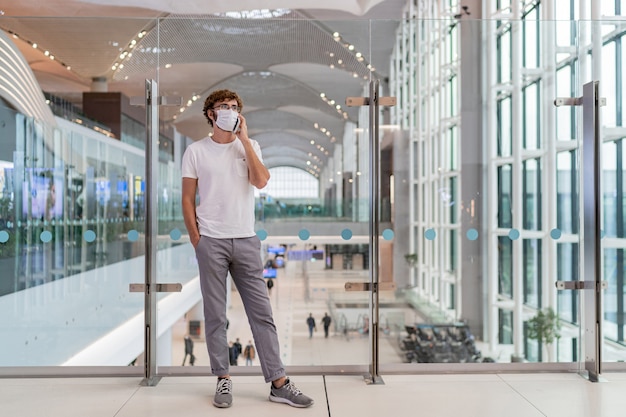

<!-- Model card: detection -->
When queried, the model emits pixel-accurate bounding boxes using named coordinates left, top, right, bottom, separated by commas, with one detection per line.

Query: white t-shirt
left=181, top=136, right=263, bottom=238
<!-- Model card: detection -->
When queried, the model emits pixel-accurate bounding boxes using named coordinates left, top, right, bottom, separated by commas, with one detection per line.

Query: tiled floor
left=2, top=372, right=626, bottom=416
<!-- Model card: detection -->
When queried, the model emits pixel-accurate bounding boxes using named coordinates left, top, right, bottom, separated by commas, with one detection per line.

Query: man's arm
left=236, top=114, right=270, bottom=189
left=241, top=139, right=270, bottom=189
left=182, top=177, right=200, bottom=247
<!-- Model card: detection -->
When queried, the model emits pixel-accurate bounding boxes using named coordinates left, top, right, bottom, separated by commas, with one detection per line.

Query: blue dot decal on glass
left=508, top=229, right=520, bottom=240
left=256, top=229, right=268, bottom=241
left=550, top=228, right=562, bottom=240
left=298, top=229, right=310, bottom=241
left=40, top=231, right=52, bottom=243
left=424, top=229, right=436, bottom=240
left=128, top=230, right=139, bottom=242
left=382, top=229, right=394, bottom=241
left=466, top=228, right=479, bottom=241
left=170, top=228, right=182, bottom=241
left=0, top=230, right=9, bottom=243
left=341, top=229, right=353, bottom=240
left=84, top=230, right=96, bottom=243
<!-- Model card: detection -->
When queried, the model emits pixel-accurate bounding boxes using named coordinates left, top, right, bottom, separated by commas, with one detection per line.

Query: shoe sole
left=213, top=400, right=232, bottom=408
left=269, top=395, right=313, bottom=408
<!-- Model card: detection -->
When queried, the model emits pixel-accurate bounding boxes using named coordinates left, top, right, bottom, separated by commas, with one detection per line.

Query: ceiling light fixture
left=212, top=9, right=292, bottom=19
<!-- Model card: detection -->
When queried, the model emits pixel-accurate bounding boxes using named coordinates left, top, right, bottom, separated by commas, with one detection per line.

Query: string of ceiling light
left=5, top=30, right=72, bottom=72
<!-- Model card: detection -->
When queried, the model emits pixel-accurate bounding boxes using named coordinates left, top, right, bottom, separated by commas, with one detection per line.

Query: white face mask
left=215, top=109, right=239, bottom=132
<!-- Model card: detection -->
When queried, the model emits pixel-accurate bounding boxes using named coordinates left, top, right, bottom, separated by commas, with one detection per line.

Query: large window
left=261, top=167, right=319, bottom=199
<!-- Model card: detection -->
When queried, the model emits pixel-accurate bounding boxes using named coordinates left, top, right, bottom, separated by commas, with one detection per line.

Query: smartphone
left=233, top=118, right=241, bottom=133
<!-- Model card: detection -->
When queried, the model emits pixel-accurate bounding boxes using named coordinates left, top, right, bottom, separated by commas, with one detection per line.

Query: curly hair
left=202, top=89, right=243, bottom=126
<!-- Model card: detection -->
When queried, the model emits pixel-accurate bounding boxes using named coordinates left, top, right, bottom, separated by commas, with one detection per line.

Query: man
left=182, top=334, right=194, bottom=366
left=321, top=313, right=332, bottom=338
left=243, top=340, right=256, bottom=366
left=228, top=341, right=238, bottom=366
left=233, top=338, right=242, bottom=362
left=306, top=313, right=316, bottom=339
left=182, top=89, right=313, bottom=409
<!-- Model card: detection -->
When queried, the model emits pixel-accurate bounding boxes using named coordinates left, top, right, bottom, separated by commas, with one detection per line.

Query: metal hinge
left=129, top=283, right=182, bottom=293
left=345, top=96, right=397, bottom=107
left=344, top=282, right=396, bottom=291
left=129, top=96, right=183, bottom=106
left=555, top=280, right=608, bottom=290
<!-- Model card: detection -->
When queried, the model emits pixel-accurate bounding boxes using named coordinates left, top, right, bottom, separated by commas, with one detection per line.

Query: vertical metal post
left=554, top=81, right=606, bottom=382
left=142, top=79, right=159, bottom=386
left=346, top=83, right=395, bottom=385
left=368, top=79, right=382, bottom=384
left=582, top=81, right=602, bottom=382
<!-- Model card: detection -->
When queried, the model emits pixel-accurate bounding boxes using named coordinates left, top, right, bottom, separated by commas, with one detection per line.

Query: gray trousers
left=195, top=235, right=285, bottom=383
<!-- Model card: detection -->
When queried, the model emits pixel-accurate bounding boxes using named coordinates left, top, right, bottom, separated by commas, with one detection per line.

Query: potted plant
left=404, top=253, right=418, bottom=268
left=526, top=307, right=561, bottom=362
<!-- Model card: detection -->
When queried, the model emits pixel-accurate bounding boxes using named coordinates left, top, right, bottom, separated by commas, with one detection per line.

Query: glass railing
left=0, top=14, right=625, bottom=376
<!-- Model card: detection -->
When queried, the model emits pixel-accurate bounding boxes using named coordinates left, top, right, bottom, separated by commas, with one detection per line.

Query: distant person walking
left=182, top=335, right=195, bottom=366
left=321, top=313, right=332, bottom=338
left=243, top=341, right=256, bottom=366
left=306, top=313, right=316, bottom=339
left=233, top=338, right=242, bottom=362
left=228, top=341, right=238, bottom=366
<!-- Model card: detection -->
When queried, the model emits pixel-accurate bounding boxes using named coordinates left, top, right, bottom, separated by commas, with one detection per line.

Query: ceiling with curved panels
left=0, top=0, right=407, bottom=178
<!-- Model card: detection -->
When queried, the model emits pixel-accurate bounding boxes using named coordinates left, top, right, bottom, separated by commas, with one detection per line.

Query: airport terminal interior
left=2, top=0, right=626, bottom=415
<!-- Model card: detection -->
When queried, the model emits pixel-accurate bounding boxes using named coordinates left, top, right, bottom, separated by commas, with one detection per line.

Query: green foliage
left=404, top=253, right=418, bottom=267
left=527, top=307, right=561, bottom=345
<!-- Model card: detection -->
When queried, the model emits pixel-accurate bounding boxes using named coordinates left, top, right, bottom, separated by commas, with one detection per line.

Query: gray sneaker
left=269, top=378, right=314, bottom=408
left=213, top=378, right=233, bottom=408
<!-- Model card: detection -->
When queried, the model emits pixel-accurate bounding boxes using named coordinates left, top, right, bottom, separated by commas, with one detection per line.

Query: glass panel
left=0, top=15, right=153, bottom=369
left=384, top=16, right=586, bottom=369
left=597, top=18, right=626, bottom=365
left=157, top=16, right=373, bottom=370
